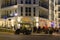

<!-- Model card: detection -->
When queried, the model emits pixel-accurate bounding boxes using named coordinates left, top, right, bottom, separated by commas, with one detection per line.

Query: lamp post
left=35, top=17, right=39, bottom=28
left=14, top=13, right=19, bottom=29
left=4, top=16, right=7, bottom=28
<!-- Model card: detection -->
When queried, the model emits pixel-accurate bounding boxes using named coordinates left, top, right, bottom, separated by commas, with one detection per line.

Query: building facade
left=17, top=0, right=39, bottom=17
left=0, top=0, right=49, bottom=29
left=49, top=0, right=60, bottom=28
left=0, top=0, right=17, bottom=28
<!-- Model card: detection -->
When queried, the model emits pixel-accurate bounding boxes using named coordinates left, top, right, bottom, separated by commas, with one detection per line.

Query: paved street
left=0, top=33, right=60, bottom=40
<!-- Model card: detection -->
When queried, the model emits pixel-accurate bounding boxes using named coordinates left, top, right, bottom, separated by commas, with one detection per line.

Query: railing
left=1, top=2, right=17, bottom=8
left=39, top=1, right=49, bottom=9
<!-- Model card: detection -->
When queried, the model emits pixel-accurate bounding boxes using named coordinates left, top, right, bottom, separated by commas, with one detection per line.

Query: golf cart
left=15, top=23, right=32, bottom=35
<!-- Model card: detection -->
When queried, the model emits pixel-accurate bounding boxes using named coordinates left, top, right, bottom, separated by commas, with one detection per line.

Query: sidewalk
left=52, top=33, right=60, bottom=36
left=0, top=32, right=50, bottom=35
left=31, top=32, right=52, bottom=36
left=0, top=32, right=60, bottom=36
left=31, top=33, right=51, bottom=36
left=31, top=32, right=60, bottom=36
left=0, top=32, right=14, bottom=35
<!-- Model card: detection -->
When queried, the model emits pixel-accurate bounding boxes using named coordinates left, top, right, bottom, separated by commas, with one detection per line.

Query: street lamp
left=35, top=17, right=39, bottom=28
left=14, top=13, right=19, bottom=29
left=3, top=16, right=7, bottom=28
left=11, top=19, right=15, bottom=30
left=14, top=13, right=18, bottom=16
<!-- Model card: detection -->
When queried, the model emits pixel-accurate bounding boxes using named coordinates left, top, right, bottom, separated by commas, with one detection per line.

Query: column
left=36, top=6, right=39, bottom=17
left=23, top=7, right=25, bottom=16
left=54, top=0, right=56, bottom=28
left=17, top=0, right=20, bottom=4
left=23, top=0, right=25, bottom=4
left=36, top=0, right=39, bottom=5
left=0, top=0, right=2, bottom=8
left=18, top=6, right=21, bottom=16
left=31, top=7, right=33, bottom=17
left=17, top=17, right=22, bottom=29
left=49, top=0, right=52, bottom=20
left=0, top=10, right=2, bottom=18
left=54, top=0, right=58, bottom=28
left=35, top=17, right=39, bottom=28
left=56, top=0, right=59, bottom=28
left=35, top=7, right=38, bottom=17
left=31, top=0, right=33, bottom=4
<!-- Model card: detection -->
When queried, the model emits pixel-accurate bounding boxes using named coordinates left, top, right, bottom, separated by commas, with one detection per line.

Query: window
left=25, top=0, right=31, bottom=4
left=33, top=0, right=36, bottom=4
left=25, top=7, right=28, bottom=12
left=15, top=0, right=17, bottom=5
left=25, top=7, right=28, bottom=16
left=58, top=13, right=60, bottom=18
left=21, top=7, right=23, bottom=12
left=7, top=11, right=8, bottom=17
left=29, top=0, right=31, bottom=4
left=39, top=1, right=40, bottom=6
left=7, top=11, right=10, bottom=17
left=1, top=0, right=17, bottom=8
left=21, top=0, right=23, bottom=4
left=33, top=7, right=36, bottom=16
left=29, top=7, right=31, bottom=16
left=58, top=0, right=60, bottom=4
left=29, top=7, right=31, bottom=12
left=21, top=7, right=23, bottom=16
left=25, top=7, right=31, bottom=16
left=10, top=10, right=11, bottom=14
left=51, top=0, right=54, bottom=2
left=15, top=10, right=17, bottom=13
left=58, top=7, right=60, bottom=11
left=29, top=13, right=31, bottom=16
left=39, top=11, right=40, bottom=17
left=25, top=0, right=28, bottom=4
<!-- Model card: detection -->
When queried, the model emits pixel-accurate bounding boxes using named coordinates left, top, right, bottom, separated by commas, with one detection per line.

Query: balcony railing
left=1, top=2, right=17, bottom=8
left=39, top=2, right=49, bottom=9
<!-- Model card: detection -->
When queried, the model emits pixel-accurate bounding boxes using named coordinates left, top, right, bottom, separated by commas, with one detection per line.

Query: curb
left=31, top=33, right=52, bottom=36
left=52, top=33, right=60, bottom=36
left=31, top=33, right=60, bottom=36
left=0, top=32, right=14, bottom=35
